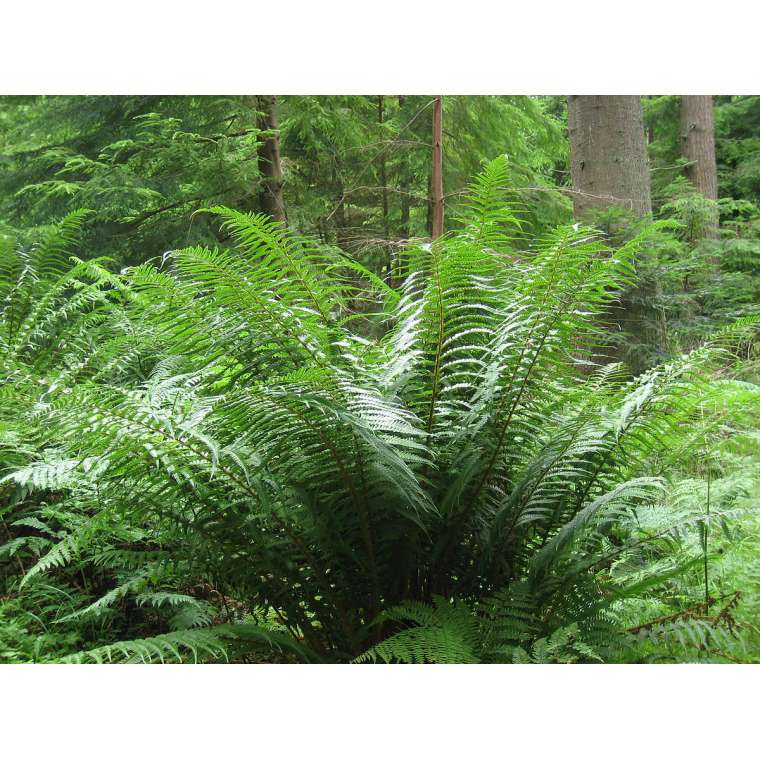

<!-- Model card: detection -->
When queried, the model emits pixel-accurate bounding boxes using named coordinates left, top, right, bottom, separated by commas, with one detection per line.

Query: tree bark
left=398, top=96, right=411, bottom=239
left=377, top=96, right=389, bottom=240
left=567, top=96, right=652, bottom=219
left=377, top=95, right=393, bottom=282
left=568, top=96, right=657, bottom=374
left=426, top=171, right=433, bottom=237
left=431, top=95, right=444, bottom=239
left=334, top=177, right=351, bottom=251
left=253, top=95, right=286, bottom=223
left=680, top=95, right=718, bottom=200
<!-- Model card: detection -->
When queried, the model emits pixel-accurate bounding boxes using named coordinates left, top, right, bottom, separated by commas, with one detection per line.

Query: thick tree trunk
left=253, top=95, right=286, bottom=223
left=431, top=95, right=444, bottom=240
left=568, top=96, right=656, bottom=374
left=568, top=96, right=652, bottom=219
left=680, top=95, right=718, bottom=200
left=680, top=95, right=719, bottom=237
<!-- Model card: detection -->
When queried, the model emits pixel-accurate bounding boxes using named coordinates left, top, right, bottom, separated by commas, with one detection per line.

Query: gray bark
left=568, top=96, right=658, bottom=374
left=680, top=95, right=718, bottom=200
left=568, top=96, right=652, bottom=218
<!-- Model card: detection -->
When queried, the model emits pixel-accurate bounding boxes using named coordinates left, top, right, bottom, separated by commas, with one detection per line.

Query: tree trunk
left=680, top=92, right=720, bottom=234
left=398, top=96, right=411, bottom=239
left=253, top=95, right=286, bottom=223
left=567, top=96, right=652, bottom=219
left=568, top=96, right=656, bottom=374
left=334, top=181, right=350, bottom=250
left=431, top=96, right=444, bottom=239
left=426, top=171, right=433, bottom=237
left=377, top=96, right=389, bottom=240
left=680, top=95, right=718, bottom=200
left=646, top=95, right=654, bottom=145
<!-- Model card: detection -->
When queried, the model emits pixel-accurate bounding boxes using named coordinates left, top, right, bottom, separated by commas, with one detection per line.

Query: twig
left=326, top=98, right=436, bottom=223
left=626, top=591, right=740, bottom=635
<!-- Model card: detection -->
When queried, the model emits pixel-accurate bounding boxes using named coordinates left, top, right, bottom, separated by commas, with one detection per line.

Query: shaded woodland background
left=3, top=95, right=757, bottom=357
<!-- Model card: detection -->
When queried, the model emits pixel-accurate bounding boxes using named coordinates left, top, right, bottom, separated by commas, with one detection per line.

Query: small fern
left=356, top=597, right=479, bottom=663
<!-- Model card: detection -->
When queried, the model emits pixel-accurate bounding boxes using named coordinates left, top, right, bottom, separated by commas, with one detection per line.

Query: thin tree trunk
left=253, top=95, right=286, bottom=223
left=426, top=172, right=432, bottom=237
left=431, top=95, right=444, bottom=239
left=398, top=96, right=410, bottom=239
left=568, top=95, right=652, bottom=219
left=334, top=183, right=349, bottom=250
left=378, top=96, right=389, bottom=240
left=378, top=95, right=392, bottom=283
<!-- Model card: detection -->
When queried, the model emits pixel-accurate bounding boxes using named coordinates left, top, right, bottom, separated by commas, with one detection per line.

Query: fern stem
left=704, top=450, right=711, bottom=613
left=423, top=240, right=447, bottom=440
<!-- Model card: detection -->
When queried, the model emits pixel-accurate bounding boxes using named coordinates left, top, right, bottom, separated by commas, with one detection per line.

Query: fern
left=356, top=597, right=480, bottom=663
left=61, top=627, right=231, bottom=664
left=3, top=159, right=758, bottom=663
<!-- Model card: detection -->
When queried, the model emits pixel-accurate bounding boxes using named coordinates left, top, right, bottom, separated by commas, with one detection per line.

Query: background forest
left=1, top=94, right=758, bottom=664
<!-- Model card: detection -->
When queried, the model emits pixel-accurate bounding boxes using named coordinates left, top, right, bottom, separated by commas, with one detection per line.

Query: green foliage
left=0, top=96, right=266, bottom=267
left=356, top=597, right=480, bottom=664
left=0, top=95, right=570, bottom=282
left=3, top=158, right=756, bottom=664
left=356, top=596, right=606, bottom=664
left=660, top=183, right=719, bottom=244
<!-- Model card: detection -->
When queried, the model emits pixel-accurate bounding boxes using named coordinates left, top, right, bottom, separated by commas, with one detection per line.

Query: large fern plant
left=2, top=157, right=756, bottom=663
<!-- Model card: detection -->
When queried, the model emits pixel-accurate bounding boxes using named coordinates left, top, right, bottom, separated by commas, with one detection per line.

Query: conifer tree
left=567, top=95, right=651, bottom=219
left=567, top=96, right=656, bottom=372
left=680, top=95, right=719, bottom=237
left=253, top=95, right=287, bottom=222
left=431, top=95, right=444, bottom=239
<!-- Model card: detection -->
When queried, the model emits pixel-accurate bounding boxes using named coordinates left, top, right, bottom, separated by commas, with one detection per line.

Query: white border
left=2, top=1, right=759, bottom=93
left=0, top=664, right=756, bottom=757
left=3, top=2, right=760, bottom=756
